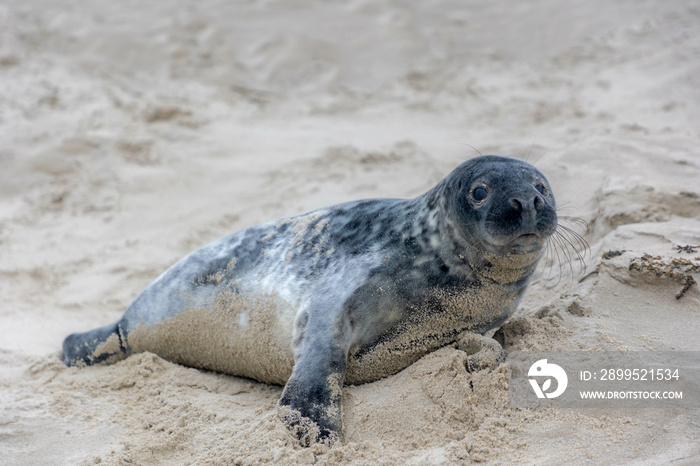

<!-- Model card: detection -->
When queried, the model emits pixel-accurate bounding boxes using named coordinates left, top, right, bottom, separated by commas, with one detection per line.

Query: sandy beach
left=1, top=0, right=699, bottom=464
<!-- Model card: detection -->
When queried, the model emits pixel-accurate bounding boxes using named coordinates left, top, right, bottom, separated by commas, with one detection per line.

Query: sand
left=1, top=0, right=699, bottom=464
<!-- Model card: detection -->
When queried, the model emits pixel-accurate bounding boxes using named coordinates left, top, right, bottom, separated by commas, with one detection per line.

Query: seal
left=62, top=155, right=558, bottom=445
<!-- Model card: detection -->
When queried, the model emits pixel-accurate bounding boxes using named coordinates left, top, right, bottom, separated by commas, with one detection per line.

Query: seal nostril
left=511, top=198, right=524, bottom=211
left=534, top=195, right=544, bottom=209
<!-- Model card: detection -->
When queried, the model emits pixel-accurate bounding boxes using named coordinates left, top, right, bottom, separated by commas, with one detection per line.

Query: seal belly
left=127, top=287, right=296, bottom=385
left=117, top=220, right=314, bottom=385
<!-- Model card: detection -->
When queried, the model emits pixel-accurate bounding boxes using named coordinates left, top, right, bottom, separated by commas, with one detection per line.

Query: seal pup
left=62, top=155, right=558, bottom=445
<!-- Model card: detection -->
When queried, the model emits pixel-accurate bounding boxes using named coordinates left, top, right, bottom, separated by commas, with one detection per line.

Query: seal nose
left=510, top=194, right=544, bottom=213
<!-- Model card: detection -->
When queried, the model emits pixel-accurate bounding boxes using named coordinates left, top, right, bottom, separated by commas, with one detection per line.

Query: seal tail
left=62, top=321, right=129, bottom=366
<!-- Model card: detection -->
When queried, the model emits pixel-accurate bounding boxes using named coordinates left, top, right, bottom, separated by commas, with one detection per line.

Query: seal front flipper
left=457, top=332, right=505, bottom=372
left=279, top=304, right=351, bottom=446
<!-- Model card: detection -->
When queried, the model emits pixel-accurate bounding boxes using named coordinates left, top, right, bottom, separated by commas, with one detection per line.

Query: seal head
left=447, top=156, right=557, bottom=260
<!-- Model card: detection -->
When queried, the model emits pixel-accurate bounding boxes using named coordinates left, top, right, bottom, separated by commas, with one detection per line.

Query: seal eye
left=534, top=183, right=547, bottom=195
left=472, top=186, right=488, bottom=202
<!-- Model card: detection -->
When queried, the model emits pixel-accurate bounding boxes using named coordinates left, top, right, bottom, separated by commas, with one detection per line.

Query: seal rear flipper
left=62, top=322, right=129, bottom=366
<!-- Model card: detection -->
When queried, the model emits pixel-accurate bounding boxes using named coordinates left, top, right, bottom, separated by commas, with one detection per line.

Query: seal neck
left=475, top=250, right=542, bottom=285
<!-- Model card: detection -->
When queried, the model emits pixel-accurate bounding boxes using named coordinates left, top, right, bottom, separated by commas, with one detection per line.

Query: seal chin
left=474, top=234, right=546, bottom=271
left=481, top=232, right=547, bottom=257
left=508, top=233, right=547, bottom=255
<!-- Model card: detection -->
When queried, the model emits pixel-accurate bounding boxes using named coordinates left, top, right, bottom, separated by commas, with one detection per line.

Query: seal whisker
left=544, top=222, right=589, bottom=283
left=547, top=233, right=573, bottom=284
left=524, top=139, right=536, bottom=163
left=554, top=204, right=574, bottom=211
left=538, top=212, right=589, bottom=284
left=555, top=213, right=590, bottom=259
left=541, top=237, right=560, bottom=282
left=544, top=235, right=567, bottom=285
left=558, top=225, right=590, bottom=260
left=531, top=149, right=551, bottom=168
left=557, top=231, right=580, bottom=272
left=459, top=143, right=484, bottom=158
left=558, top=215, right=589, bottom=230
left=556, top=217, right=590, bottom=259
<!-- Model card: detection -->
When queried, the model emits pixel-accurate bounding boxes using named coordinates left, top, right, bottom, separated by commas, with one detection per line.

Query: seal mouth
left=478, top=231, right=547, bottom=258
left=517, top=233, right=540, bottom=240
left=503, top=232, right=547, bottom=255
